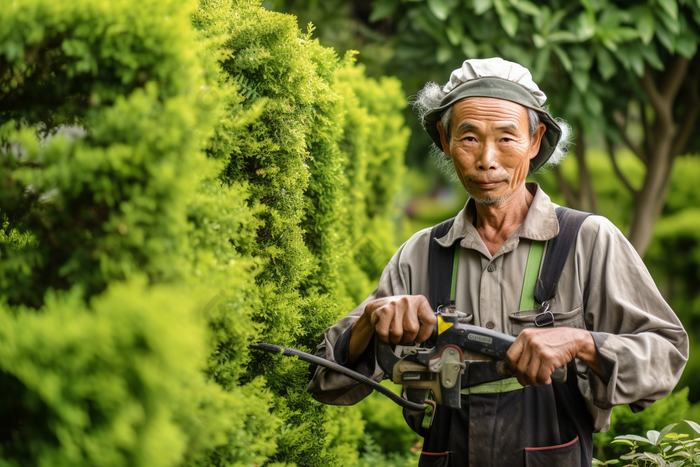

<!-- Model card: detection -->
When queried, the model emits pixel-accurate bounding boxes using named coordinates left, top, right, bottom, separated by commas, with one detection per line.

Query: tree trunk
left=554, top=125, right=598, bottom=213
left=610, top=57, right=699, bottom=256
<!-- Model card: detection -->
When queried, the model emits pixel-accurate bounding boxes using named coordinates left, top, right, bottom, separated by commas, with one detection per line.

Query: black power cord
left=250, top=342, right=427, bottom=412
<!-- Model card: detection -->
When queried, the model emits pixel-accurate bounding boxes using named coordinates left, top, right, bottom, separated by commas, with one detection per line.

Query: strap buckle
left=534, top=301, right=554, bottom=327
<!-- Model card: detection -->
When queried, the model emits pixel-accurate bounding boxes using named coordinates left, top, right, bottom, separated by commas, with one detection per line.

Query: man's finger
left=507, top=335, right=526, bottom=373
left=415, top=298, right=436, bottom=343
left=372, top=307, right=393, bottom=343
left=536, top=362, right=553, bottom=386
left=525, top=355, right=543, bottom=387
left=389, top=311, right=404, bottom=345
left=402, top=310, right=419, bottom=343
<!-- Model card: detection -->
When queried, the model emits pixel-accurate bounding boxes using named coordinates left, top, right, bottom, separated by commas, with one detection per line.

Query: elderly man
left=307, top=58, right=688, bottom=466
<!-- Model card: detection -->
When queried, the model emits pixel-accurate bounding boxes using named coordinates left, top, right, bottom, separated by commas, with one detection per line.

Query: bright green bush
left=0, top=0, right=411, bottom=465
left=334, top=60, right=409, bottom=305
left=194, top=1, right=410, bottom=464
left=0, top=282, right=279, bottom=467
left=0, top=0, right=209, bottom=306
left=358, top=383, right=420, bottom=456
left=0, top=0, right=278, bottom=465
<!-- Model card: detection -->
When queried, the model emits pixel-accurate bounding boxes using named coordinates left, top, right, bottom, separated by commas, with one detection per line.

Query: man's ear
left=437, top=121, right=452, bottom=158
left=529, top=122, right=547, bottom=161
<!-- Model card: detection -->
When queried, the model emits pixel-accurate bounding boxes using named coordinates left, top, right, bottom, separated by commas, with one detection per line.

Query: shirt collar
left=435, top=182, right=560, bottom=248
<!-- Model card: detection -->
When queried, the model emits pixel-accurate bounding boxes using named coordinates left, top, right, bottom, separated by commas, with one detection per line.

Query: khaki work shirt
left=308, top=183, right=688, bottom=432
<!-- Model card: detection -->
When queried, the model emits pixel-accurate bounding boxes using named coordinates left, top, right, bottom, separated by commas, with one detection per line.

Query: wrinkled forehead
left=448, top=97, right=530, bottom=130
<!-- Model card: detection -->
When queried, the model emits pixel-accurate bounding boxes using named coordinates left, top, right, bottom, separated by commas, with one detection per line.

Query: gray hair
left=413, top=81, right=571, bottom=176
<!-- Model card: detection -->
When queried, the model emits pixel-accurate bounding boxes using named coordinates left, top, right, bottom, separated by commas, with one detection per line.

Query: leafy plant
left=593, top=420, right=700, bottom=467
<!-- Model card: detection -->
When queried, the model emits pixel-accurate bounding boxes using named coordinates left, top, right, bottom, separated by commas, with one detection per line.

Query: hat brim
left=422, top=77, right=562, bottom=174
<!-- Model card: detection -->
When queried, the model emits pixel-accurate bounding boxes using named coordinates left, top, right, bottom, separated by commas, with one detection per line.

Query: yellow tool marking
left=437, top=315, right=453, bottom=335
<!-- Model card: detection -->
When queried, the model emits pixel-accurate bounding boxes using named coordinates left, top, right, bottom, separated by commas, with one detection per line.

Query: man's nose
left=476, top=143, right=499, bottom=170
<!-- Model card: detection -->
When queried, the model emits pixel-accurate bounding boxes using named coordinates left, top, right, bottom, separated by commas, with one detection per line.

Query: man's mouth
left=472, top=180, right=506, bottom=189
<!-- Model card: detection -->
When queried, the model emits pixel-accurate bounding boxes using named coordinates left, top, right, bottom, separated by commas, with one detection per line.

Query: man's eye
left=463, top=136, right=477, bottom=142
left=501, top=137, right=512, bottom=142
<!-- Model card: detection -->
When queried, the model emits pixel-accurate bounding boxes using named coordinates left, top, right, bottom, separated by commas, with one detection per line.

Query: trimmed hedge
left=0, top=0, right=410, bottom=465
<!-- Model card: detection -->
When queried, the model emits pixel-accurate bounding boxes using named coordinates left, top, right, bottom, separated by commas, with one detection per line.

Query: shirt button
left=487, top=264, right=495, bottom=272
left=485, top=321, right=495, bottom=329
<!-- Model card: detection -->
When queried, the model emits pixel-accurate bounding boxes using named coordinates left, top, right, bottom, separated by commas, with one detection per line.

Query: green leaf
left=629, top=46, right=644, bottom=76
left=656, top=6, right=681, bottom=35
left=548, top=9, right=569, bottom=32
left=611, top=439, right=636, bottom=446
left=461, top=36, right=478, bottom=57
left=656, top=26, right=676, bottom=52
left=369, top=0, right=398, bottom=22
left=615, top=434, right=654, bottom=445
left=685, top=420, right=700, bottom=436
left=575, top=11, right=596, bottom=41
left=553, top=45, right=572, bottom=72
left=413, top=10, right=449, bottom=42
left=572, top=69, right=590, bottom=92
left=580, top=0, right=594, bottom=16
left=569, top=46, right=593, bottom=70
left=676, top=32, right=698, bottom=59
left=446, top=17, right=463, bottom=45
left=498, top=8, right=519, bottom=37
left=436, top=43, right=453, bottom=63
left=512, top=0, right=540, bottom=16
left=620, top=453, right=648, bottom=460
left=533, top=33, right=547, bottom=48
left=493, top=0, right=505, bottom=15
left=639, top=42, right=664, bottom=70
left=532, top=46, right=550, bottom=82
left=636, top=8, right=655, bottom=44
left=533, top=5, right=550, bottom=30
left=643, top=452, right=665, bottom=464
left=609, top=27, right=639, bottom=42
left=602, top=38, right=617, bottom=52
left=657, top=0, right=678, bottom=20
left=427, top=0, right=456, bottom=21
left=647, top=430, right=661, bottom=445
left=548, top=31, right=578, bottom=43
left=596, top=45, right=617, bottom=80
left=474, top=0, right=493, bottom=15
left=567, top=87, right=584, bottom=119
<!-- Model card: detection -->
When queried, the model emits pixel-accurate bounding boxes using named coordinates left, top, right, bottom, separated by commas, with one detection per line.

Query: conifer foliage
left=0, top=0, right=410, bottom=465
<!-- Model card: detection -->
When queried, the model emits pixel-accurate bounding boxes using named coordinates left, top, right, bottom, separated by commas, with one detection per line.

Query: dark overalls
left=414, top=208, right=595, bottom=466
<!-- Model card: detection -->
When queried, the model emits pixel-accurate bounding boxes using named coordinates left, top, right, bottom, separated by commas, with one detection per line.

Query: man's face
left=437, top=97, right=546, bottom=205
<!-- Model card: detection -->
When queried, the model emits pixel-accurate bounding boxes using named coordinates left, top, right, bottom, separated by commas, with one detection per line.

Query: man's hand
left=348, top=295, right=435, bottom=365
left=505, top=327, right=602, bottom=386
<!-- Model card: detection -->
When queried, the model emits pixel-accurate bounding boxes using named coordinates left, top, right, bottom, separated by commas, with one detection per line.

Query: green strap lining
left=519, top=241, right=545, bottom=312
left=460, top=377, right=524, bottom=395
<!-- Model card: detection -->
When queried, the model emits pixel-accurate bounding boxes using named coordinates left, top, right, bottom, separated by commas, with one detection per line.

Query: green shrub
left=194, top=1, right=410, bottom=464
left=0, top=0, right=411, bottom=465
left=0, top=0, right=278, bottom=465
left=593, top=389, right=691, bottom=461
left=593, top=420, right=700, bottom=466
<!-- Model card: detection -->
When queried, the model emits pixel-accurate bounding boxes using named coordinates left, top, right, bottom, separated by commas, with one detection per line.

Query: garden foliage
left=0, top=0, right=409, bottom=466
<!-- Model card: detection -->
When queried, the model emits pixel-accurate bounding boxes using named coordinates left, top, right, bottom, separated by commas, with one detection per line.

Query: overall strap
left=534, top=207, right=592, bottom=305
left=428, top=217, right=456, bottom=312
left=519, top=241, right=546, bottom=312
